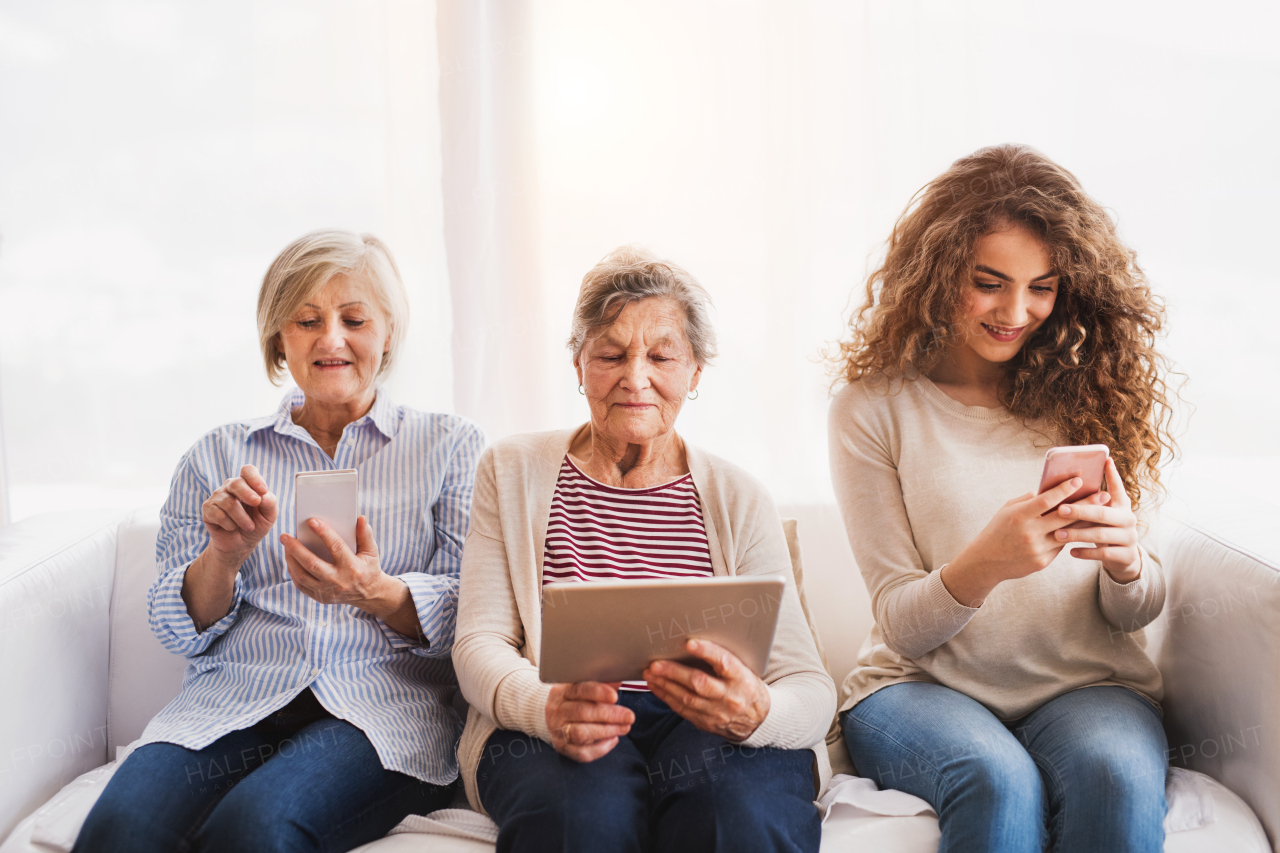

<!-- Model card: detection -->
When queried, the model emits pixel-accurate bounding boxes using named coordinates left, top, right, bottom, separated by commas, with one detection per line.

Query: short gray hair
left=567, top=245, right=717, bottom=365
left=257, top=229, right=410, bottom=385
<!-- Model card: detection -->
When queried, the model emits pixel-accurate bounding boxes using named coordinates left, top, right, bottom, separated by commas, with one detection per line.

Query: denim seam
left=845, top=713, right=948, bottom=803
left=1022, top=744, right=1066, bottom=847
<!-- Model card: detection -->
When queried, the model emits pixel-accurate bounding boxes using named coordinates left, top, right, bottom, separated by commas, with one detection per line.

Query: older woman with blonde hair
left=74, top=230, right=484, bottom=853
left=453, top=246, right=835, bottom=853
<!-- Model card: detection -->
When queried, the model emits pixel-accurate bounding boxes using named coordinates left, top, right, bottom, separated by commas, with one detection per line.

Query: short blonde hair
left=256, top=230, right=410, bottom=385
left=567, top=245, right=717, bottom=365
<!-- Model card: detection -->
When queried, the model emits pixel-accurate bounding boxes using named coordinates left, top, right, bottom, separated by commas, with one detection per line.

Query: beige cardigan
left=453, top=426, right=836, bottom=813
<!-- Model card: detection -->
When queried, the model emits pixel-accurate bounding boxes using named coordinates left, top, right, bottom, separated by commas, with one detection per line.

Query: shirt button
left=320, top=620, right=328, bottom=627
left=311, top=667, right=320, bottom=676
left=345, top=438, right=355, bottom=446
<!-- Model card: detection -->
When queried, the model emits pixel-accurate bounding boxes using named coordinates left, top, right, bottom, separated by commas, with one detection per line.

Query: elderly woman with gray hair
left=452, top=246, right=836, bottom=853
left=74, top=230, right=484, bottom=853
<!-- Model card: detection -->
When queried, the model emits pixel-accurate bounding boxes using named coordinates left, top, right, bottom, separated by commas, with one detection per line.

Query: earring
left=687, top=389, right=699, bottom=401
left=578, top=384, right=585, bottom=395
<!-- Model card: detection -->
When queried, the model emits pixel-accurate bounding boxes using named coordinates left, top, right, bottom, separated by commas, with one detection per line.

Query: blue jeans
left=841, top=683, right=1168, bottom=853
left=477, top=691, right=820, bottom=853
left=74, top=713, right=456, bottom=853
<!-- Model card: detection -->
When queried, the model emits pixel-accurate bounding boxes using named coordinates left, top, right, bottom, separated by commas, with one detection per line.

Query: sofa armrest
left=0, top=511, right=123, bottom=841
left=1157, top=514, right=1280, bottom=849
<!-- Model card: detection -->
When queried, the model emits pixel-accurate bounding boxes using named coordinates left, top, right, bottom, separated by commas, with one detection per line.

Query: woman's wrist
left=361, top=575, right=424, bottom=640
left=939, top=553, right=1000, bottom=608
left=1103, top=554, right=1143, bottom=584
left=725, top=681, right=770, bottom=742
left=203, top=542, right=252, bottom=576
left=183, top=548, right=242, bottom=632
left=356, top=573, right=407, bottom=618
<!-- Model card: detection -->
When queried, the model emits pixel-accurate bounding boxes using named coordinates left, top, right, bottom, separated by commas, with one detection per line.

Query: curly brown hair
left=832, top=144, right=1177, bottom=507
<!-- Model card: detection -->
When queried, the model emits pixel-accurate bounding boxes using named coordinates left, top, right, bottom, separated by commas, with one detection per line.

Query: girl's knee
left=1073, top=741, right=1168, bottom=801
left=943, top=739, right=1042, bottom=814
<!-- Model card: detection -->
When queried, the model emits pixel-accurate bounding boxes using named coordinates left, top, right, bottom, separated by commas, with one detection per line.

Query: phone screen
left=294, top=469, right=359, bottom=560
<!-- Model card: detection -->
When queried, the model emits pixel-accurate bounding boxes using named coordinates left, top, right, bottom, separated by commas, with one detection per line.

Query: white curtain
left=436, top=0, right=1280, bottom=506
left=3, top=0, right=1278, bottom=521
left=0, top=0, right=453, bottom=520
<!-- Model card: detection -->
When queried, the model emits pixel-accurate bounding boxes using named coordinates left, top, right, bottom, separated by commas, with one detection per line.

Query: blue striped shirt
left=143, top=388, right=484, bottom=784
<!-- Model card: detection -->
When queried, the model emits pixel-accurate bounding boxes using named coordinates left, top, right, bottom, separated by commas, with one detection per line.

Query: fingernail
left=1060, top=505, right=1072, bottom=515
left=1056, top=530, right=1068, bottom=540
left=1071, top=477, right=1082, bottom=487
left=310, top=518, right=321, bottom=527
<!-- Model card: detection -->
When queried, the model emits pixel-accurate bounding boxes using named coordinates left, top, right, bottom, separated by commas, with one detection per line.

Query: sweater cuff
left=1098, top=548, right=1151, bottom=615
left=925, top=567, right=981, bottom=621
left=739, top=684, right=791, bottom=749
left=493, top=669, right=555, bottom=743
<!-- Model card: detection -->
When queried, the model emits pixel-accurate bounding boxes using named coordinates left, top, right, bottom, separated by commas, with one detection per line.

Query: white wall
left=2, top=0, right=1278, bottom=521
left=0, top=0, right=451, bottom=520
left=503, top=0, right=1280, bottom=506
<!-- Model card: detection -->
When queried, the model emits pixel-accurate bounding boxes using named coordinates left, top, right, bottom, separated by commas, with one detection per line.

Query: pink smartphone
left=1037, top=445, right=1109, bottom=510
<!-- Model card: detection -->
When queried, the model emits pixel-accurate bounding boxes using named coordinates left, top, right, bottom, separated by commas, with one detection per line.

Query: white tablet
left=539, top=576, right=786, bottom=684
left=294, top=469, right=358, bottom=561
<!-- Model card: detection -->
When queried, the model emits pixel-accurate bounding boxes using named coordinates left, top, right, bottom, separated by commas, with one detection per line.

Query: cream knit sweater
left=453, top=426, right=836, bottom=813
left=829, top=374, right=1165, bottom=720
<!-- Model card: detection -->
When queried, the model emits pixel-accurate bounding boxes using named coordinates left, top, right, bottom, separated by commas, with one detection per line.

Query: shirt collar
left=243, top=387, right=399, bottom=441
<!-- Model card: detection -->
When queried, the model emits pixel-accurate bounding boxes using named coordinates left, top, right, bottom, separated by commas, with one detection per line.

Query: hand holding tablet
left=539, top=576, right=785, bottom=684
left=643, top=636, right=773, bottom=743
left=539, top=576, right=784, bottom=759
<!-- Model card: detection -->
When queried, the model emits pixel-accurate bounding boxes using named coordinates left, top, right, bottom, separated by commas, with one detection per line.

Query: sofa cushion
left=105, top=507, right=184, bottom=752
left=0, top=510, right=121, bottom=841
left=779, top=515, right=859, bottom=777
left=5, top=753, right=1267, bottom=853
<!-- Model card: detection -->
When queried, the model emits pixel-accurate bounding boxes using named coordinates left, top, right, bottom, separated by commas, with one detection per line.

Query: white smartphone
left=1037, top=445, right=1109, bottom=511
left=294, top=469, right=359, bottom=560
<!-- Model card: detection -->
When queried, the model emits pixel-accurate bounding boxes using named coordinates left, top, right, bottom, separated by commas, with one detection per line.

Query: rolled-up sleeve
left=148, top=446, right=244, bottom=657
left=375, top=421, right=485, bottom=657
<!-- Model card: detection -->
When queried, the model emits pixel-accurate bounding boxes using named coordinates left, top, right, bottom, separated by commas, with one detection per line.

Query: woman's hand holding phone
left=940, top=477, right=1111, bottom=607
left=1052, top=458, right=1142, bottom=583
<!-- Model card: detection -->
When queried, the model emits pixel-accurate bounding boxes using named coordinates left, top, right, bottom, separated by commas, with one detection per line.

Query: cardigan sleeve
left=452, top=448, right=554, bottom=741
left=732, top=484, right=837, bottom=751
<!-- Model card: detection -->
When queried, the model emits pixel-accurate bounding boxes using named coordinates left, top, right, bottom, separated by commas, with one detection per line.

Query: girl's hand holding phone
left=940, top=476, right=1111, bottom=607
left=1052, top=457, right=1142, bottom=583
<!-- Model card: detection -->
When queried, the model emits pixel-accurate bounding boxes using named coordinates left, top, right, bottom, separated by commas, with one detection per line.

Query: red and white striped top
left=543, top=455, right=714, bottom=689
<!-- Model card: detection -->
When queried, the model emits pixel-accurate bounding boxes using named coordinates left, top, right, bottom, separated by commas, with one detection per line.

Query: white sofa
left=1, top=486, right=1276, bottom=852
